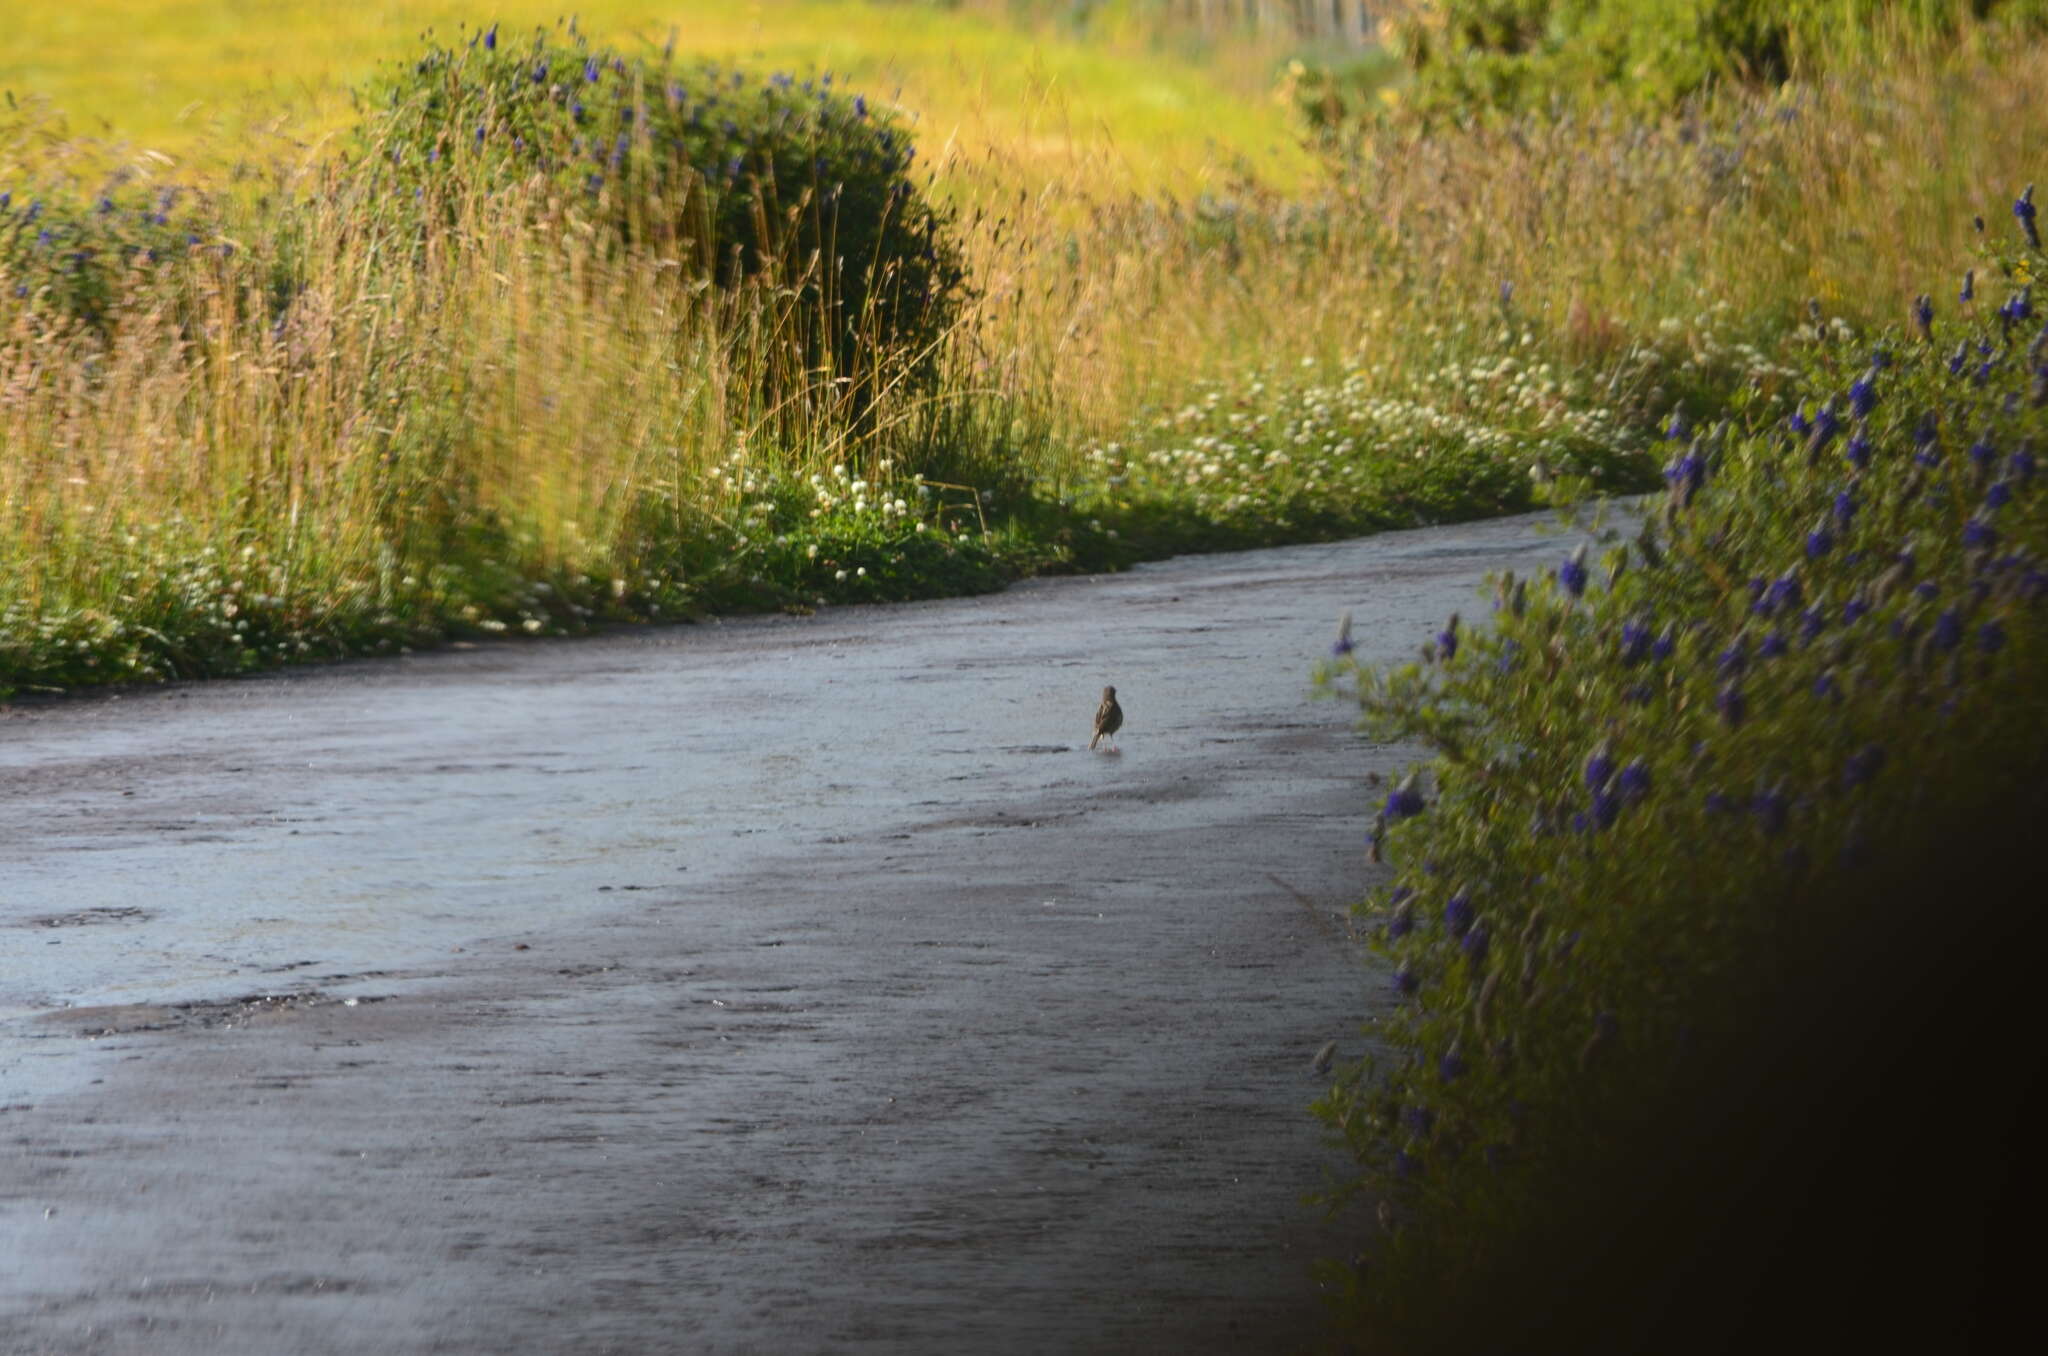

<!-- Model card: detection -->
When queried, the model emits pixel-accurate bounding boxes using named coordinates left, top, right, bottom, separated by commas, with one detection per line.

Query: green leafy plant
left=353, top=23, right=969, bottom=406
left=1314, top=180, right=2048, bottom=1348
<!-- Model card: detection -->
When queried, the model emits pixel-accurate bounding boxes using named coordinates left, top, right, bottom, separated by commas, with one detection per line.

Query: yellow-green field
left=2, top=1, right=1314, bottom=196
left=5, top=3, right=2046, bottom=703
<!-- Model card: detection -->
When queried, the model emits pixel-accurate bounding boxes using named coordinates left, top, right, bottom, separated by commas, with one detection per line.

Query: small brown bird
left=1089, top=685, right=1123, bottom=751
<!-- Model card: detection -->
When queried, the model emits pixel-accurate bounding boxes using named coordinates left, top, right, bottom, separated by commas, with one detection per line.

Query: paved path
left=0, top=510, right=1581, bottom=1355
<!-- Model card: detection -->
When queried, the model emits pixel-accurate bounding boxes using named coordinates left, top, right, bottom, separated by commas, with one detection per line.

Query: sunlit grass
left=4, top=8, right=2048, bottom=697
left=0, top=1, right=1315, bottom=197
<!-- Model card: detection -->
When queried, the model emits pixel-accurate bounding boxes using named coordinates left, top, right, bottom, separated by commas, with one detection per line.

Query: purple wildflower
left=1718, top=637, right=1748, bottom=677
left=1435, top=613, right=1459, bottom=661
left=1932, top=608, right=1963, bottom=651
left=1800, top=607, right=1826, bottom=644
left=1616, top=760, right=1652, bottom=804
left=1765, top=573, right=1801, bottom=613
left=584, top=57, right=601, bottom=83
left=1845, top=434, right=1872, bottom=469
left=1759, top=630, right=1788, bottom=660
left=1834, top=489, right=1857, bottom=524
left=1438, top=1049, right=1468, bottom=1082
left=484, top=23, right=497, bottom=50
left=1848, top=372, right=1877, bottom=417
left=2014, top=446, right=2038, bottom=482
left=1651, top=628, right=1677, bottom=662
left=1987, top=481, right=2013, bottom=510
left=1444, top=893, right=1476, bottom=939
left=1961, top=269, right=1975, bottom=304
left=1332, top=610, right=1354, bottom=657
left=1980, top=620, right=2007, bottom=653
left=1403, top=1106, right=1436, bottom=1136
left=1806, top=527, right=1833, bottom=558
left=1620, top=620, right=1653, bottom=665
left=1584, top=743, right=1616, bottom=792
left=1589, top=789, right=1621, bottom=830
left=1963, top=517, right=1998, bottom=551
left=1667, top=409, right=1689, bottom=441
left=2021, top=184, right=2042, bottom=250
left=1812, top=670, right=1839, bottom=700
left=1384, top=776, right=1426, bottom=822
left=1808, top=403, right=1840, bottom=452
left=1462, top=925, right=1490, bottom=964
left=1913, top=294, right=1934, bottom=338
left=1666, top=449, right=1707, bottom=498
left=1560, top=545, right=1589, bottom=599
left=1393, top=965, right=1419, bottom=995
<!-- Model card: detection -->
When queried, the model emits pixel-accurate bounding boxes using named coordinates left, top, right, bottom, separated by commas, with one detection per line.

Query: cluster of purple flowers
left=1354, top=186, right=2048, bottom=1228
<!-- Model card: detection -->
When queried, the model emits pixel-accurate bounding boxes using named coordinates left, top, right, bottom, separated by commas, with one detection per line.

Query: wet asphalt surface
left=0, top=510, right=1586, bottom=1355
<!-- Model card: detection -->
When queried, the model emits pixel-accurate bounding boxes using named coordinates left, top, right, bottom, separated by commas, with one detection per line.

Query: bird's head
left=1102, top=685, right=1116, bottom=699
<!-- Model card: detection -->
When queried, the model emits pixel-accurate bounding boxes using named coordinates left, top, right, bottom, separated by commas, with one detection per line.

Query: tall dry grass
left=3, top=35, right=2044, bottom=688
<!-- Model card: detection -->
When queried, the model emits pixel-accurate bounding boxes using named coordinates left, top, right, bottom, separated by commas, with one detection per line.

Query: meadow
left=9, top=1, right=2040, bottom=697
left=5, top=1, right=2046, bottom=1348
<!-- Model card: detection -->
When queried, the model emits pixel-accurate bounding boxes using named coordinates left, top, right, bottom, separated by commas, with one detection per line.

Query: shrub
left=1315, top=181, right=2048, bottom=1347
left=0, top=180, right=217, bottom=341
left=351, top=23, right=969, bottom=404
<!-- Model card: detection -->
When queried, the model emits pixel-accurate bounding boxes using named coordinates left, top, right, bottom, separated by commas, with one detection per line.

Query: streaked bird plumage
left=1089, top=685, right=1123, bottom=751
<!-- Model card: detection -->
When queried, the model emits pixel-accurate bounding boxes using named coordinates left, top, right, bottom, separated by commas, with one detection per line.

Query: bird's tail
left=1089, top=730, right=1101, bottom=750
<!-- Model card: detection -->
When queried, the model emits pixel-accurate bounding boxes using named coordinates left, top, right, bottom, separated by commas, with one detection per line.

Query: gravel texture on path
left=0, top=510, right=1581, bottom=1355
